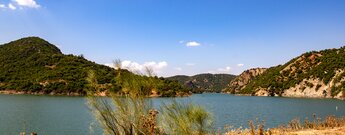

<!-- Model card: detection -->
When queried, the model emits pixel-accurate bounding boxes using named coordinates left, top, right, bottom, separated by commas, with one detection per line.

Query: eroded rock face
left=282, top=78, right=331, bottom=98
left=248, top=70, right=345, bottom=99
left=282, top=69, right=345, bottom=98
left=225, top=68, right=267, bottom=93
left=335, top=91, right=345, bottom=100
left=255, top=88, right=269, bottom=96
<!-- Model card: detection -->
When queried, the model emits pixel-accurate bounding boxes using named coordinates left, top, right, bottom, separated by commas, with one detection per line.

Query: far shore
left=0, top=90, right=192, bottom=98
left=0, top=90, right=85, bottom=96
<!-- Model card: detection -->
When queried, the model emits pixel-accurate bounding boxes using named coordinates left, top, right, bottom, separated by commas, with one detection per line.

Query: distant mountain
left=167, top=73, right=236, bottom=93
left=0, top=37, right=189, bottom=96
left=228, top=46, right=345, bottom=99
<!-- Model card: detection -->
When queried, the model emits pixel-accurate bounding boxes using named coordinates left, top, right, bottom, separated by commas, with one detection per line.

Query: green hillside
left=0, top=37, right=115, bottom=94
left=167, top=73, right=236, bottom=92
left=0, top=37, right=188, bottom=96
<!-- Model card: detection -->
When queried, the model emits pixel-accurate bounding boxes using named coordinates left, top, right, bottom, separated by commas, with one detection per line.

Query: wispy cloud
left=0, top=4, right=6, bottom=8
left=13, top=0, right=40, bottom=8
left=179, top=40, right=201, bottom=47
left=207, top=66, right=232, bottom=74
left=217, top=66, right=231, bottom=72
left=8, top=3, right=16, bottom=10
left=237, top=63, right=244, bottom=67
left=186, top=41, right=201, bottom=47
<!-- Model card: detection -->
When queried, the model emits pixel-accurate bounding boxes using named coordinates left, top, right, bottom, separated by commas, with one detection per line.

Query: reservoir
left=0, top=93, right=344, bottom=135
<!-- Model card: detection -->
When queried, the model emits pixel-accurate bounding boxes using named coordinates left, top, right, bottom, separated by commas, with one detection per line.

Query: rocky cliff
left=229, top=46, right=345, bottom=99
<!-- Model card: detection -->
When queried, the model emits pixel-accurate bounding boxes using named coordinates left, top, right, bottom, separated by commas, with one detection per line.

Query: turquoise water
left=0, top=93, right=344, bottom=135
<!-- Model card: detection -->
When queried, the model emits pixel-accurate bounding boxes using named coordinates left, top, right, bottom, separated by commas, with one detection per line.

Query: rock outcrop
left=223, top=68, right=266, bottom=93
left=281, top=69, right=345, bottom=98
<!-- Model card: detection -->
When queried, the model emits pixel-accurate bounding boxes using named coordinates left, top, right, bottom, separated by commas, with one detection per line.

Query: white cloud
left=237, top=64, right=244, bottom=67
left=179, top=40, right=202, bottom=47
left=216, top=66, right=232, bottom=73
left=8, top=3, right=16, bottom=10
left=0, top=4, right=6, bottom=8
left=105, top=60, right=168, bottom=74
left=0, top=0, right=40, bottom=10
left=141, top=61, right=168, bottom=70
left=13, top=0, right=40, bottom=8
left=205, top=66, right=232, bottom=74
left=186, top=41, right=201, bottom=47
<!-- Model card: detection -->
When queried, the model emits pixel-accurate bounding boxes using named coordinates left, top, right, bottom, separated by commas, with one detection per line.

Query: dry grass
left=223, top=119, right=267, bottom=135
left=224, top=115, right=345, bottom=135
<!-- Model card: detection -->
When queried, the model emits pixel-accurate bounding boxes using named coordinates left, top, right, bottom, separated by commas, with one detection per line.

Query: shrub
left=159, top=101, right=214, bottom=135
left=86, top=61, right=213, bottom=135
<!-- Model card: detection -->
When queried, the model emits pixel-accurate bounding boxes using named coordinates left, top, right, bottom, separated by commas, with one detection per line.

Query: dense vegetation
left=240, top=46, right=345, bottom=96
left=167, top=73, right=236, bottom=93
left=0, top=37, right=189, bottom=96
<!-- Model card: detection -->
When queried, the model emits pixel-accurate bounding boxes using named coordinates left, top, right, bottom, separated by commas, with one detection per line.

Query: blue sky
left=1, top=0, right=345, bottom=77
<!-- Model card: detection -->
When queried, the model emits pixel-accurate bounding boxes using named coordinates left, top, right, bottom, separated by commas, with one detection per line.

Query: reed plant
left=86, top=60, right=157, bottom=135
left=159, top=100, right=214, bottom=135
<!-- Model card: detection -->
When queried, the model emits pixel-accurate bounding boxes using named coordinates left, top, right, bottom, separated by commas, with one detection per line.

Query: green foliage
left=0, top=37, right=114, bottom=94
left=87, top=69, right=155, bottom=134
left=159, top=101, right=214, bottom=135
left=305, top=81, right=314, bottom=88
left=87, top=64, right=213, bottom=135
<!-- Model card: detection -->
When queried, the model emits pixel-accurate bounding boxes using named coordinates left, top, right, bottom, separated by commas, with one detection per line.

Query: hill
left=231, top=46, right=345, bottom=99
left=0, top=37, right=189, bottom=96
left=167, top=73, right=236, bottom=93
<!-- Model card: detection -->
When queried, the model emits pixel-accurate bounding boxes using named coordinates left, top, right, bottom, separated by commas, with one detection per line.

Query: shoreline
left=222, top=92, right=345, bottom=100
left=0, top=90, right=85, bottom=96
left=1, top=90, right=343, bottom=100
